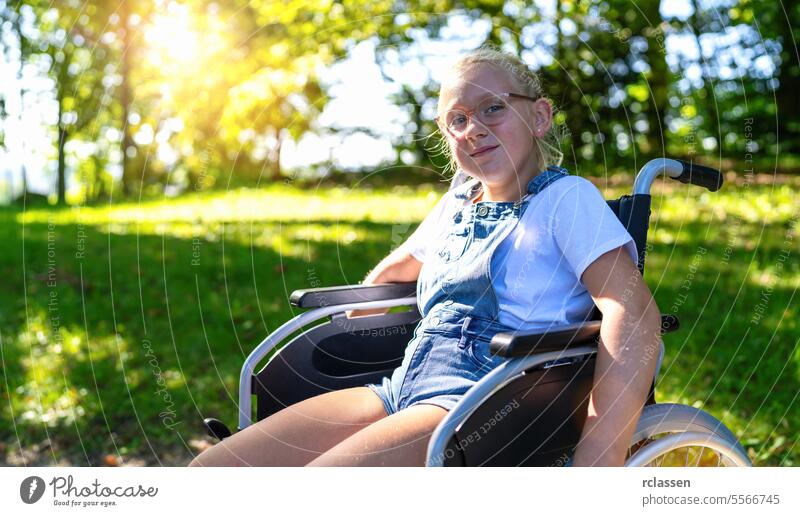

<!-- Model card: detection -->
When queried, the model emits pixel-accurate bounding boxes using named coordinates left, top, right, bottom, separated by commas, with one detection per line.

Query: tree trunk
left=689, top=0, right=720, bottom=157
left=93, top=154, right=105, bottom=200
left=119, top=1, right=134, bottom=196
left=403, top=85, right=427, bottom=166
left=11, top=6, right=28, bottom=198
left=21, top=164, right=28, bottom=197
left=775, top=6, right=800, bottom=153
left=641, top=0, right=669, bottom=159
left=56, top=113, right=68, bottom=204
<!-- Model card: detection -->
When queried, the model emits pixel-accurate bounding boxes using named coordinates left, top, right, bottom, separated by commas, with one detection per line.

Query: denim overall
left=366, top=165, right=571, bottom=416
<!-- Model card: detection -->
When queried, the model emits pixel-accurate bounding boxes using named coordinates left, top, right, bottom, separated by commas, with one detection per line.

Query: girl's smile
left=469, top=145, right=499, bottom=158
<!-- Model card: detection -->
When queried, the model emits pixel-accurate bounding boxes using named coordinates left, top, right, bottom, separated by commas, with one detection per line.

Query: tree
left=165, top=0, right=396, bottom=184
left=635, top=0, right=671, bottom=160
left=755, top=0, right=800, bottom=154
left=117, top=1, right=136, bottom=196
left=6, top=1, right=115, bottom=204
left=1, top=1, right=31, bottom=198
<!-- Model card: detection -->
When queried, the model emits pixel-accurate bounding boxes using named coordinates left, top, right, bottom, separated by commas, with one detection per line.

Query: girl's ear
left=531, top=98, right=553, bottom=138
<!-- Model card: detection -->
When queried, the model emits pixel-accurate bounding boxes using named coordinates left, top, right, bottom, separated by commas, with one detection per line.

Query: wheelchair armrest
left=289, top=282, right=417, bottom=309
left=490, top=320, right=603, bottom=358
left=490, top=314, right=680, bottom=358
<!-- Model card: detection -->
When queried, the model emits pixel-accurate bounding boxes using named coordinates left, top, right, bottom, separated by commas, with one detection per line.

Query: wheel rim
left=626, top=431, right=751, bottom=467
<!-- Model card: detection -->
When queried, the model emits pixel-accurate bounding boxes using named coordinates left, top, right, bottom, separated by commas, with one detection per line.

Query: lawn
left=0, top=173, right=797, bottom=466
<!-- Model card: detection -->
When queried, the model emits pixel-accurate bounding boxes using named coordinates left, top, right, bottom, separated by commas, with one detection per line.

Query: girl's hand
left=345, top=307, right=389, bottom=319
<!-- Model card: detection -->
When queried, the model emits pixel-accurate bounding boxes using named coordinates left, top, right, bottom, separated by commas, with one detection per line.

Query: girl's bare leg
left=306, top=403, right=448, bottom=466
left=188, top=387, right=388, bottom=466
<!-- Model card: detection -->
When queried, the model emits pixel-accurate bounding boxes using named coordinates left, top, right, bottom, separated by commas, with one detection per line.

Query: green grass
left=0, top=176, right=797, bottom=466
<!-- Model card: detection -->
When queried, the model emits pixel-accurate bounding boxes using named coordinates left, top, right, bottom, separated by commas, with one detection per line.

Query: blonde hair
left=431, top=45, right=565, bottom=179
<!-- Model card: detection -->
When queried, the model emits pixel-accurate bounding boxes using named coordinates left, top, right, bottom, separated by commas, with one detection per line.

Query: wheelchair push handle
left=672, top=159, right=723, bottom=192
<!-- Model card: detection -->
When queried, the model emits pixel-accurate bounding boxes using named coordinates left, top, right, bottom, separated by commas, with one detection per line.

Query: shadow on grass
left=0, top=213, right=407, bottom=465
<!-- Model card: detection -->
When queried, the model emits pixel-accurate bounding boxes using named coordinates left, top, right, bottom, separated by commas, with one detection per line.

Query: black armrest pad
left=289, top=282, right=417, bottom=309
left=491, top=320, right=603, bottom=358
left=490, top=314, right=680, bottom=358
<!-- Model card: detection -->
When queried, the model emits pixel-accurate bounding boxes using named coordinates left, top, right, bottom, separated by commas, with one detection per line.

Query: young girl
left=189, top=47, right=662, bottom=467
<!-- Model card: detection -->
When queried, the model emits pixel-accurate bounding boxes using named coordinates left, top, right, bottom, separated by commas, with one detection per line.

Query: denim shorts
left=366, top=306, right=513, bottom=415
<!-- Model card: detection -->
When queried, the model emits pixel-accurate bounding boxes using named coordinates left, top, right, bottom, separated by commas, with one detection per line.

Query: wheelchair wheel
left=625, top=403, right=752, bottom=467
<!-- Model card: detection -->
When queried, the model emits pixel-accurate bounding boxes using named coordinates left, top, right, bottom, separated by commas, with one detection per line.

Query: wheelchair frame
left=203, top=158, right=751, bottom=467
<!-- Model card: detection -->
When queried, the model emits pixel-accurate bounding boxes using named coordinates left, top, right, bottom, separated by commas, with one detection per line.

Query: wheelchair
left=202, top=158, right=752, bottom=467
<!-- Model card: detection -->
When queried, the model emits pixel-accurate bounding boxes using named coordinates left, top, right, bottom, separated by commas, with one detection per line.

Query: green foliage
left=1, top=0, right=797, bottom=203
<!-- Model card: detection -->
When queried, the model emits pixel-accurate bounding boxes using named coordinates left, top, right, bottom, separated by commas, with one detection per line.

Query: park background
left=0, top=0, right=797, bottom=465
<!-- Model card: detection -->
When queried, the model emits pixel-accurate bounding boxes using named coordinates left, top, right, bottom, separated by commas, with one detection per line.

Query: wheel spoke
left=639, top=444, right=736, bottom=468
left=628, top=404, right=747, bottom=468
left=694, top=446, right=701, bottom=466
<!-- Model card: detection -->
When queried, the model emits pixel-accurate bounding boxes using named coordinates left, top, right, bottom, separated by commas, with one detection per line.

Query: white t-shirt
left=401, top=175, right=638, bottom=331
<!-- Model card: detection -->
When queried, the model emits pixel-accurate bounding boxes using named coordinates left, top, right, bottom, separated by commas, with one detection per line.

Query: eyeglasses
left=436, top=92, right=540, bottom=137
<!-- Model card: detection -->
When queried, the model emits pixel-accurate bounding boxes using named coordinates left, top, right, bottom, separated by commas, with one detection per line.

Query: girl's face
left=438, top=63, right=552, bottom=189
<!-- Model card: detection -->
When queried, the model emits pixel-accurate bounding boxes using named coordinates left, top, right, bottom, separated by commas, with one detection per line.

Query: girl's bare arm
left=345, top=246, right=423, bottom=318
left=571, top=246, right=662, bottom=466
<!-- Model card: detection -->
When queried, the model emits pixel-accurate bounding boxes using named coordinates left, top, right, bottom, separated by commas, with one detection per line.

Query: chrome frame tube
left=238, top=296, right=417, bottom=429
left=633, top=158, right=685, bottom=195
left=654, top=339, right=665, bottom=384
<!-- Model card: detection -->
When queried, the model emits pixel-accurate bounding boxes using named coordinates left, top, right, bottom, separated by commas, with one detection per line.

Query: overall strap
left=452, top=165, right=570, bottom=208
left=523, top=164, right=571, bottom=199
left=516, top=165, right=571, bottom=215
